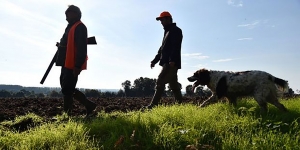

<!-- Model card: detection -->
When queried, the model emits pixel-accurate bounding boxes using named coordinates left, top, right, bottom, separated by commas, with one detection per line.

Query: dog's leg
left=258, top=101, right=268, bottom=114
left=254, top=85, right=279, bottom=113
left=199, top=99, right=210, bottom=107
left=270, top=100, right=288, bottom=112
left=199, top=95, right=218, bottom=107
left=254, top=91, right=268, bottom=113
left=227, top=96, right=237, bottom=107
left=267, top=90, right=288, bottom=112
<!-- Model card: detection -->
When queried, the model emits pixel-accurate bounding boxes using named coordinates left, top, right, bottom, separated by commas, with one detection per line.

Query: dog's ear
left=198, top=69, right=210, bottom=85
left=198, top=68, right=208, bottom=74
left=199, top=68, right=207, bottom=72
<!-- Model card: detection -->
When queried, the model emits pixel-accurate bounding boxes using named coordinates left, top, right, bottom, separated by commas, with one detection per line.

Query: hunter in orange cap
left=144, top=11, right=183, bottom=109
left=156, top=11, right=172, bottom=21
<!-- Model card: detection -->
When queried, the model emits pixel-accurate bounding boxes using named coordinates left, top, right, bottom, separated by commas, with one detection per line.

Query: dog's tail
left=270, top=75, right=289, bottom=94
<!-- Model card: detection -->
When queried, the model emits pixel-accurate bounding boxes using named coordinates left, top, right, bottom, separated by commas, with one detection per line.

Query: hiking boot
left=86, top=101, right=97, bottom=116
left=173, top=89, right=183, bottom=104
left=63, top=95, right=73, bottom=115
left=73, top=89, right=97, bottom=116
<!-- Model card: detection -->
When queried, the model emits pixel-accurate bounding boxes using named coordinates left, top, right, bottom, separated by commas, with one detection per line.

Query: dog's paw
left=199, top=103, right=208, bottom=108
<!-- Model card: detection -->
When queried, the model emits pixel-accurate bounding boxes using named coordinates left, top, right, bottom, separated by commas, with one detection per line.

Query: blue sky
left=0, top=0, right=299, bottom=92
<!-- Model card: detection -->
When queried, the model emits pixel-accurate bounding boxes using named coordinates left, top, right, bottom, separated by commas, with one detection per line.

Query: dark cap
left=156, top=11, right=172, bottom=21
left=65, top=5, right=82, bottom=19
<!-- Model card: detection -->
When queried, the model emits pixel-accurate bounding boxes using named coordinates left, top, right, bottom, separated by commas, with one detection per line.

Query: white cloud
left=238, top=20, right=260, bottom=29
left=0, top=27, right=50, bottom=49
left=227, top=0, right=243, bottom=7
left=213, top=59, right=233, bottom=62
left=238, top=19, right=275, bottom=29
left=192, top=64, right=208, bottom=68
left=0, top=1, right=66, bottom=54
left=182, top=53, right=209, bottom=59
left=0, top=1, right=64, bottom=32
left=237, top=38, right=253, bottom=41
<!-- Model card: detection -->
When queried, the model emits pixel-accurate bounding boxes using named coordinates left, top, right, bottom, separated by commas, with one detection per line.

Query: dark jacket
left=56, top=21, right=87, bottom=69
left=151, top=23, right=183, bottom=69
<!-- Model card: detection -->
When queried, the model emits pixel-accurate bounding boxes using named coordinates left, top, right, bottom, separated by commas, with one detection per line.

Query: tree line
left=0, top=89, right=121, bottom=98
left=0, top=77, right=215, bottom=98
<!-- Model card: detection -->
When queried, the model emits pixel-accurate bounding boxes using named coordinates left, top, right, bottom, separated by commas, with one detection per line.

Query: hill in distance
left=0, top=84, right=120, bottom=94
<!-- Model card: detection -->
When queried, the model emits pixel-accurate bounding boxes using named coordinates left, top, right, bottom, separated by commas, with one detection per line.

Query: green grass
left=1, top=97, right=300, bottom=150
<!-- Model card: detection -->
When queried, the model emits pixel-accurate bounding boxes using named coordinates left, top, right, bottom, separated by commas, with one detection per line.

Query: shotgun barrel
left=40, top=36, right=97, bottom=84
left=40, top=51, right=57, bottom=84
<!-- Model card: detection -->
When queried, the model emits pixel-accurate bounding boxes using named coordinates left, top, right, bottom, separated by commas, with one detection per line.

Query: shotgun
left=40, top=36, right=97, bottom=84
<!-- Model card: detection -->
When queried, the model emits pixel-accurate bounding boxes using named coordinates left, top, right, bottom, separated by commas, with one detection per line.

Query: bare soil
left=1, top=94, right=298, bottom=122
left=0, top=96, right=208, bottom=122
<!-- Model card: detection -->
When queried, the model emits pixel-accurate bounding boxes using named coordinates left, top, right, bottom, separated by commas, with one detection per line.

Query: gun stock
left=87, top=36, right=97, bottom=44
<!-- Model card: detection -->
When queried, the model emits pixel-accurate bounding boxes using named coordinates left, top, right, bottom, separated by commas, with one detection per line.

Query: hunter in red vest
left=55, top=5, right=96, bottom=117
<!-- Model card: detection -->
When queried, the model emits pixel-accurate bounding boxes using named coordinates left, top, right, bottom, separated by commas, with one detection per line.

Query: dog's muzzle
left=187, top=76, right=198, bottom=82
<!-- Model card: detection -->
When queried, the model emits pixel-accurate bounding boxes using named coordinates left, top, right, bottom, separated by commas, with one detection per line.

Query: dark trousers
left=59, top=67, right=96, bottom=115
left=156, top=64, right=180, bottom=91
left=60, top=67, right=78, bottom=96
left=149, top=64, right=182, bottom=107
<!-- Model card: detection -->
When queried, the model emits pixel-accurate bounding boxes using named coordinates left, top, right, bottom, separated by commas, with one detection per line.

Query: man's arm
left=74, top=23, right=88, bottom=69
left=169, top=28, right=182, bottom=64
left=151, top=48, right=161, bottom=65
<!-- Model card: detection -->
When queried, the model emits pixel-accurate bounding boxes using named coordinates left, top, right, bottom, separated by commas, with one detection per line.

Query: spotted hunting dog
left=187, top=68, right=289, bottom=112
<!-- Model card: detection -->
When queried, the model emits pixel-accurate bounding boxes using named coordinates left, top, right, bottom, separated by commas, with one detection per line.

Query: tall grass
left=1, top=97, right=300, bottom=149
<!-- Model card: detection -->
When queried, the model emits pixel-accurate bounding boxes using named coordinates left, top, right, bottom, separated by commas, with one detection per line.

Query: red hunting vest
left=65, top=21, right=88, bottom=70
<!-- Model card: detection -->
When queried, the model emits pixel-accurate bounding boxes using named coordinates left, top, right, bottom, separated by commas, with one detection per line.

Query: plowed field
left=0, top=96, right=209, bottom=121
left=1, top=94, right=298, bottom=122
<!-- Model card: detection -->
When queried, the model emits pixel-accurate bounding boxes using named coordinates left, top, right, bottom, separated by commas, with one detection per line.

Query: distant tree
left=288, top=88, right=294, bottom=95
left=29, top=90, right=36, bottom=97
left=49, top=90, right=61, bottom=97
left=36, top=93, right=45, bottom=98
left=132, top=77, right=156, bottom=97
left=142, top=78, right=156, bottom=96
left=116, top=89, right=125, bottom=97
left=85, top=89, right=101, bottom=97
left=13, top=91, right=25, bottom=97
left=122, top=80, right=132, bottom=97
left=20, top=89, right=31, bottom=96
left=103, top=91, right=116, bottom=97
left=132, top=77, right=144, bottom=96
left=27, top=94, right=36, bottom=98
left=0, top=90, right=12, bottom=97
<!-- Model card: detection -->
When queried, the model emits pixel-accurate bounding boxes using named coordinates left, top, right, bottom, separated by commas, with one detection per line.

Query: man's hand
left=73, top=67, right=82, bottom=76
left=169, top=62, right=175, bottom=67
left=150, top=63, right=155, bottom=69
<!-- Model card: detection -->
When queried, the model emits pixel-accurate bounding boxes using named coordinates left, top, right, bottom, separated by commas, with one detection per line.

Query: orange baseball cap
left=156, top=11, right=172, bottom=21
